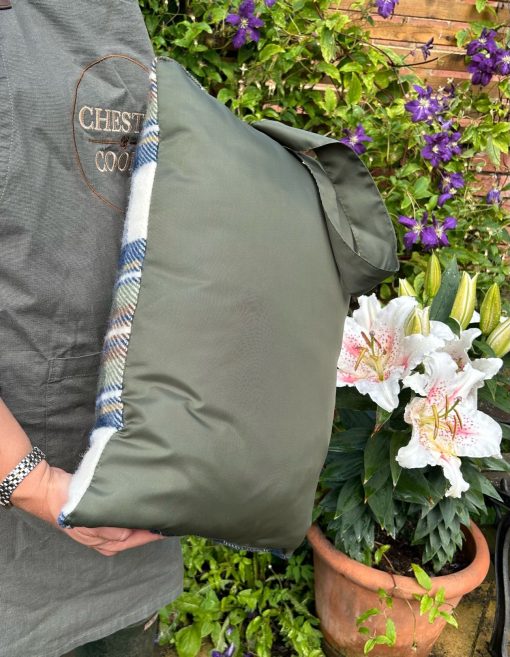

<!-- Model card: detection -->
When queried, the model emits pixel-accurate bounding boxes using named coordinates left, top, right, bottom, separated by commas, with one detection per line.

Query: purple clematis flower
left=226, top=0, right=264, bottom=49
left=466, top=28, right=499, bottom=56
left=265, top=0, right=277, bottom=5
left=375, top=0, right=399, bottom=18
left=487, top=187, right=502, bottom=205
left=468, top=51, right=497, bottom=86
left=496, top=48, right=510, bottom=75
left=435, top=82, right=455, bottom=112
left=420, top=37, right=434, bottom=61
left=399, top=213, right=456, bottom=250
left=405, top=85, right=441, bottom=123
left=398, top=214, right=428, bottom=250
left=421, top=130, right=462, bottom=167
left=212, top=644, right=235, bottom=657
left=339, top=124, right=373, bottom=155
left=438, top=172, right=464, bottom=206
left=421, top=215, right=457, bottom=249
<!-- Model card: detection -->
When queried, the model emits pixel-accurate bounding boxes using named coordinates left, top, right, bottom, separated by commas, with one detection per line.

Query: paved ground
left=432, top=569, right=497, bottom=657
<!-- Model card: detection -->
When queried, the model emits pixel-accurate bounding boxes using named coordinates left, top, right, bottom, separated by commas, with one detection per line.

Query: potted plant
left=308, top=254, right=510, bottom=657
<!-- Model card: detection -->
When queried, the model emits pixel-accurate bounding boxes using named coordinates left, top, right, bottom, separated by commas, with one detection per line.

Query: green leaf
left=319, top=27, right=336, bottom=63
left=356, top=608, right=381, bottom=625
left=435, top=587, right=446, bottom=605
left=429, top=256, right=460, bottom=322
left=347, top=74, right=362, bottom=105
left=444, top=316, right=461, bottom=337
left=420, top=594, right=434, bottom=616
left=334, top=478, right=364, bottom=520
left=385, top=618, right=396, bottom=645
left=317, top=61, right=341, bottom=80
left=486, top=136, right=501, bottom=168
left=394, top=470, right=433, bottom=505
left=399, top=163, right=422, bottom=177
left=440, top=611, right=459, bottom=628
left=336, top=387, right=375, bottom=411
left=413, top=176, right=431, bottom=199
left=324, top=88, right=337, bottom=114
left=175, top=624, right=202, bottom=657
left=339, top=61, right=364, bottom=73
left=411, top=564, right=432, bottom=591
left=373, top=406, right=393, bottom=434
left=322, top=452, right=365, bottom=484
left=389, top=432, right=407, bottom=486
left=259, top=44, right=285, bottom=62
left=216, top=88, right=236, bottom=105
left=367, top=479, right=396, bottom=534
left=476, top=0, right=488, bottom=11
left=328, top=427, right=370, bottom=453
left=364, top=434, right=390, bottom=482
left=374, top=544, right=391, bottom=565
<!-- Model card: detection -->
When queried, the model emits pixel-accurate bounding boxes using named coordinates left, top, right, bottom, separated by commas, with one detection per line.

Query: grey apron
left=0, top=3, right=183, bottom=656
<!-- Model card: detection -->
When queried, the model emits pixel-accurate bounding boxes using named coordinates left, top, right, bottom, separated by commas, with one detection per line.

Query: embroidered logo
left=72, top=54, right=150, bottom=213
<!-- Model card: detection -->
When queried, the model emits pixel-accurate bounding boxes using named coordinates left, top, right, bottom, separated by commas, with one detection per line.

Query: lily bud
left=480, top=283, right=502, bottom=336
left=404, top=306, right=430, bottom=336
left=487, top=317, right=510, bottom=357
left=398, top=278, right=416, bottom=297
left=424, top=253, right=441, bottom=300
left=450, top=272, right=478, bottom=330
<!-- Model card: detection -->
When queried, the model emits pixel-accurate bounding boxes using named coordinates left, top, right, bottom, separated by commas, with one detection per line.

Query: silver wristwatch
left=0, top=446, right=46, bottom=507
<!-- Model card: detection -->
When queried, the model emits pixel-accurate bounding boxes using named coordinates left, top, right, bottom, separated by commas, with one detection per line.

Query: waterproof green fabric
left=60, top=58, right=398, bottom=557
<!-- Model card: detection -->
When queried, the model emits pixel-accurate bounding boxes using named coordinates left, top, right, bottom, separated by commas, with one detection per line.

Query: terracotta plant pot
left=306, top=522, right=490, bottom=657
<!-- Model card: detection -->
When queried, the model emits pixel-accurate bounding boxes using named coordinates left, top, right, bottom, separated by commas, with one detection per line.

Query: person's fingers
left=100, top=529, right=164, bottom=553
left=63, top=525, right=164, bottom=554
left=77, top=526, right=132, bottom=542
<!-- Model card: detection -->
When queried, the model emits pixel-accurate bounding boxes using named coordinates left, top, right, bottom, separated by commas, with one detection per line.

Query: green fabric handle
left=252, top=119, right=399, bottom=295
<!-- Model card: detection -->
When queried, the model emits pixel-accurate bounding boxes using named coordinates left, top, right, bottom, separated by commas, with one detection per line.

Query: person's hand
left=10, top=460, right=164, bottom=556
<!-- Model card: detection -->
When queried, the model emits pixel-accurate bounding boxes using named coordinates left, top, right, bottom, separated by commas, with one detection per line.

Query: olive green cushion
left=59, top=58, right=397, bottom=558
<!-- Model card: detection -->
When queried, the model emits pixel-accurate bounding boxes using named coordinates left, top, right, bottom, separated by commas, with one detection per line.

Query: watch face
left=72, top=54, right=149, bottom=213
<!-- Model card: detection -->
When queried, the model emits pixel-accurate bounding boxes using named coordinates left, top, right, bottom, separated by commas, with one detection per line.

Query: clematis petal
left=403, top=231, right=419, bottom=250
left=399, top=215, right=418, bottom=229
left=232, top=28, right=248, bottom=48
left=226, top=13, right=241, bottom=24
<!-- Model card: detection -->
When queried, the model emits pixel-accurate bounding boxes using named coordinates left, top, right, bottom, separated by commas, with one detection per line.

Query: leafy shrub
left=159, top=537, right=323, bottom=657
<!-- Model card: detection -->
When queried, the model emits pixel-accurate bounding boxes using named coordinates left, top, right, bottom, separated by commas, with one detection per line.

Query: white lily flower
left=337, top=295, right=444, bottom=412
left=429, top=321, right=503, bottom=406
left=398, top=352, right=502, bottom=498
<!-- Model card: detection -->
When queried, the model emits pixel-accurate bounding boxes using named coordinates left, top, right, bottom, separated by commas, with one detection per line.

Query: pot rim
left=306, top=521, right=490, bottom=600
